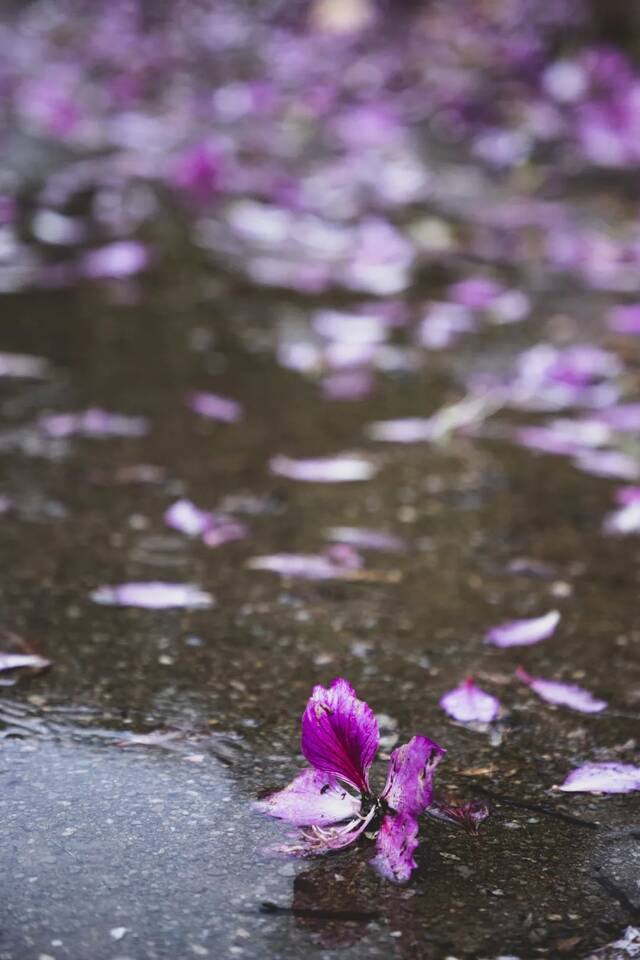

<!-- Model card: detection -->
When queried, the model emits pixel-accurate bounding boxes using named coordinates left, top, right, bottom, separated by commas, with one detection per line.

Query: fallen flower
left=439, top=677, right=500, bottom=723
left=516, top=667, right=607, bottom=714
left=486, top=610, right=560, bottom=648
left=558, top=762, right=640, bottom=794
left=255, top=678, right=445, bottom=883
left=90, top=582, right=214, bottom=609
left=0, top=652, right=51, bottom=673
left=427, top=799, right=490, bottom=836
left=164, top=499, right=247, bottom=547
left=270, top=453, right=378, bottom=483
left=186, top=391, right=243, bottom=423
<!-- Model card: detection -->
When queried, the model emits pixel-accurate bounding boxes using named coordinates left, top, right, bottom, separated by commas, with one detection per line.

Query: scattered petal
left=0, top=352, right=50, bottom=379
left=186, top=391, right=242, bottom=423
left=516, top=667, right=607, bottom=713
left=82, top=241, right=149, bottom=279
left=90, top=582, right=214, bottom=609
left=247, top=552, right=359, bottom=581
left=486, top=610, right=560, bottom=648
left=301, top=678, right=379, bottom=794
left=0, top=652, right=51, bottom=673
left=440, top=678, right=501, bottom=723
left=270, top=453, right=377, bottom=483
left=39, top=409, right=148, bottom=439
left=428, top=799, right=489, bottom=835
left=324, top=527, right=405, bottom=552
left=559, top=762, right=640, bottom=794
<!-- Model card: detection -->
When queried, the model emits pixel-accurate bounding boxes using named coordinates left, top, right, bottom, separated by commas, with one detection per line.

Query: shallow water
left=1, top=266, right=639, bottom=960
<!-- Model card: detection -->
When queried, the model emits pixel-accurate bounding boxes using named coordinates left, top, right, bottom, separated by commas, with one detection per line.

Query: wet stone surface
left=0, top=286, right=639, bottom=960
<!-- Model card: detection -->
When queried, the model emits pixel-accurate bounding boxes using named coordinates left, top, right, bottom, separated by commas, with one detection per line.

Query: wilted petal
left=559, top=762, right=640, bottom=794
left=90, top=582, right=214, bottom=609
left=440, top=678, right=500, bottom=723
left=381, top=735, right=445, bottom=816
left=0, top=652, right=51, bottom=673
left=255, top=769, right=361, bottom=827
left=270, top=454, right=377, bottom=483
left=428, top=799, right=489, bottom=836
left=516, top=667, right=607, bottom=713
left=186, top=391, right=242, bottom=423
left=369, top=812, right=419, bottom=883
left=486, top=610, right=560, bottom=647
left=301, top=678, right=379, bottom=794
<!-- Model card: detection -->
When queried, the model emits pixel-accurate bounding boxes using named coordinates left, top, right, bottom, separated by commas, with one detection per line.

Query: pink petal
left=603, top=501, right=640, bottom=535
left=0, top=652, right=51, bottom=673
left=0, top=352, right=50, bottom=379
left=325, top=527, right=405, bottom=553
left=486, top=610, right=560, bottom=648
left=574, top=450, right=640, bottom=481
left=255, top=769, right=360, bottom=827
left=369, top=812, right=419, bottom=883
left=516, top=667, right=607, bottom=713
left=186, top=391, right=242, bottom=423
left=90, top=582, right=214, bottom=609
left=439, top=678, right=500, bottom=723
left=270, top=454, right=377, bottom=483
left=321, top=370, right=375, bottom=402
left=82, top=241, right=149, bottom=279
left=39, top=409, right=148, bottom=439
left=301, top=678, right=379, bottom=794
left=615, top=486, right=640, bottom=505
left=381, top=736, right=446, bottom=817
left=608, top=304, right=640, bottom=334
left=164, top=499, right=213, bottom=537
left=428, top=800, right=489, bottom=835
left=559, top=762, right=640, bottom=794
left=247, top=553, right=356, bottom=581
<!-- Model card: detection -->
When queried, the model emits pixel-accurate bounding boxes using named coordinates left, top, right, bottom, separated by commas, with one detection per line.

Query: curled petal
left=516, top=667, right=607, bottom=714
left=559, top=762, right=640, bottom=794
left=255, top=769, right=361, bottom=827
left=439, top=677, right=500, bottom=723
left=301, top=678, right=379, bottom=794
left=381, top=735, right=446, bottom=817
left=428, top=799, right=489, bottom=835
left=486, top=610, right=560, bottom=647
left=370, top=812, right=419, bottom=883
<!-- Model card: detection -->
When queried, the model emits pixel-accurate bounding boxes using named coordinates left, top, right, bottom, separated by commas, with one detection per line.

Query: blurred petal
left=381, top=735, right=445, bottom=817
left=270, top=453, right=377, bottom=482
left=440, top=678, right=500, bottom=723
left=486, top=610, right=560, bottom=647
left=0, top=652, right=50, bottom=672
left=559, top=763, right=640, bottom=794
left=186, top=391, right=242, bottom=423
left=301, top=678, right=379, bottom=793
left=248, top=553, right=356, bottom=581
left=90, top=582, right=214, bottom=609
left=255, top=769, right=360, bottom=827
left=516, top=667, right=607, bottom=713
left=369, top=812, right=419, bottom=883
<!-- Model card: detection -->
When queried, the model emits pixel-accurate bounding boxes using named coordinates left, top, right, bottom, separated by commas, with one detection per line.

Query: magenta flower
left=255, top=679, right=445, bottom=883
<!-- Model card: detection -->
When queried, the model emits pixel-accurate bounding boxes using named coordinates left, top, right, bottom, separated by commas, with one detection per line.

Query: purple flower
left=255, top=678, right=445, bottom=883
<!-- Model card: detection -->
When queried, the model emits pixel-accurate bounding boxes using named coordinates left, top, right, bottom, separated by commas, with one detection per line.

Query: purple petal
left=325, top=527, right=405, bottom=553
left=90, top=582, right=214, bottom=609
left=0, top=352, right=50, bottom=379
left=574, top=449, right=640, bottom=481
left=82, top=241, right=149, bottom=279
left=39, top=409, right=148, bottom=439
left=164, top=499, right=213, bottom=537
left=201, top=519, right=247, bottom=548
left=608, top=304, right=640, bottom=334
left=186, top=391, right=242, bottom=423
left=247, top=553, right=356, bottom=581
left=598, top=404, right=640, bottom=432
left=380, top=735, right=446, bottom=817
left=301, top=678, right=379, bottom=794
left=321, top=370, right=375, bottom=402
left=486, top=610, right=560, bottom=648
left=603, top=501, right=640, bottom=535
left=270, top=454, right=377, bottom=483
left=255, top=769, right=360, bottom=827
left=369, top=812, right=419, bottom=883
left=0, top=652, right=51, bottom=673
left=439, top=678, right=500, bottom=723
left=448, top=277, right=504, bottom=309
left=559, top=762, right=640, bottom=794
left=616, top=486, right=640, bottom=505
left=516, top=667, right=607, bottom=714
left=428, top=800, right=489, bottom=836
left=418, top=302, right=475, bottom=350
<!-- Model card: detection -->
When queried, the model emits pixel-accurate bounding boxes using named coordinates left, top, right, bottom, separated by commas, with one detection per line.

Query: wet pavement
left=1, top=274, right=639, bottom=960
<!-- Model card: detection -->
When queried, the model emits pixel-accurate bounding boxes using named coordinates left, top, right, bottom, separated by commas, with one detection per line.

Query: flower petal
left=186, top=391, right=242, bottom=423
left=428, top=799, right=489, bottom=835
left=559, top=762, right=640, bottom=794
left=439, top=678, right=500, bottom=723
left=369, top=812, right=419, bottom=883
left=90, top=582, right=214, bottom=609
left=381, top=735, right=446, bottom=817
left=273, top=813, right=373, bottom=857
left=486, top=610, right=560, bottom=647
left=270, top=454, right=377, bottom=483
left=301, top=678, right=379, bottom=794
left=255, top=769, right=361, bottom=827
left=0, top=652, right=51, bottom=673
left=516, top=667, right=607, bottom=714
